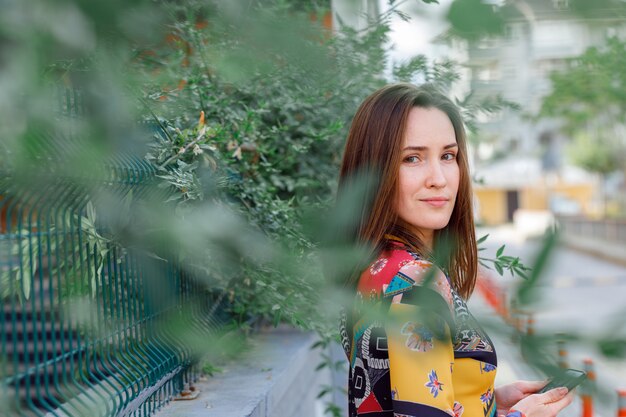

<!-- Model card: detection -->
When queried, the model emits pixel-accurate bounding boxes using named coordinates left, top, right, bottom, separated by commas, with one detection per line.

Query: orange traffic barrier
left=557, top=339, right=568, bottom=369
left=618, top=389, right=626, bottom=417
left=581, top=358, right=595, bottom=417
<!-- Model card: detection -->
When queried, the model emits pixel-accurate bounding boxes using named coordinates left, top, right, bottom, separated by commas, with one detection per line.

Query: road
left=475, top=226, right=626, bottom=415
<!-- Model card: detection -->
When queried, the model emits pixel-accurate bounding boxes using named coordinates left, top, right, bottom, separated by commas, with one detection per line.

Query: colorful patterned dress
left=340, top=238, right=523, bottom=417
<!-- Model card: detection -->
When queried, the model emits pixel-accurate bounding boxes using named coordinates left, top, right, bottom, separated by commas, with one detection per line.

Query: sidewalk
left=152, top=327, right=333, bottom=417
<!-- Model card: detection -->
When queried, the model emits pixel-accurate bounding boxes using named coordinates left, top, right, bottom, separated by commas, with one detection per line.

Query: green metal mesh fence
left=0, top=89, right=221, bottom=416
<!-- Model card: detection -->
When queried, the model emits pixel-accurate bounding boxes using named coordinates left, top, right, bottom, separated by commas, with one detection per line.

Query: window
left=536, top=58, right=566, bottom=77
left=504, top=24, right=515, bottom=40
left=532, top=21, right=576, bottom=47
left=477, top=35, right=499, bottom=49
left=475, top=63, right=501, bottom=81
left=553, top=0, right=569, bottom=10
left=605, top=26, right=626, bottom=41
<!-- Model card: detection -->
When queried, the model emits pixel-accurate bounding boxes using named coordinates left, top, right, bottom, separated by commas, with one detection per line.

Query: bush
left=135, top=0, right=517, bottom=331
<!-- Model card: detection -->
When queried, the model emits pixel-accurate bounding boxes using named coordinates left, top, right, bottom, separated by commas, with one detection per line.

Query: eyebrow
left=402, top=143, right=458, bottom=151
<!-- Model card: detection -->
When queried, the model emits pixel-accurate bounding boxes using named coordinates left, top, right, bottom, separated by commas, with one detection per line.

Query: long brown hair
left=338, top=83, right=477, bottom=299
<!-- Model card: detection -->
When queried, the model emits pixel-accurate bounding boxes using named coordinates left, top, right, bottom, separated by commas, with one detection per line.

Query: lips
left=420, top=197, right=449, bottom=208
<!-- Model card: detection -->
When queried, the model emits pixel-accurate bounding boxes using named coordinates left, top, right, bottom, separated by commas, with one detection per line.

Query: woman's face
left=395, top=106, right=460, bottom=247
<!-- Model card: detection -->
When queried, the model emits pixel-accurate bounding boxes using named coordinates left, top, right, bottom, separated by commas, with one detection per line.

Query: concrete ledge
left=561, top=233, right=626, bottom=267
left=153, top=327, right=340, bottom=417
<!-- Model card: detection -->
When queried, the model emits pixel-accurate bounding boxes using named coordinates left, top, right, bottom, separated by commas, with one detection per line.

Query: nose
left=425, top=160, right=447, bottom=189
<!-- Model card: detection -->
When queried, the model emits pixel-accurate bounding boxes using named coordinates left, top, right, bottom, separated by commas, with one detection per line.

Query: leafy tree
left=541, top=37, right=626, bottom=132
left=567, top=131, right=621, bottom=216
left=540, top=36, right=626, bottom=215
left=568, top=133, right=620, bottom=176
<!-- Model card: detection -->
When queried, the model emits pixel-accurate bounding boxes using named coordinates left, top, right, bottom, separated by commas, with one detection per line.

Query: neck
left=385, top=228, right=434, bottom=253
left=411, top=228, right=433, bottom=252
left=421, top=234, right=434, bottom=252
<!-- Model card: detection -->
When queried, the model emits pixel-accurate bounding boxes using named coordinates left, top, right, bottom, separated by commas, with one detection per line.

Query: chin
left=400, top=211, right=454, bottom=234
left=432, top=224, right=451, bottom=232
left=407, top=221, right=451, bottom=234
left=420, top=218, right=453, bottom=231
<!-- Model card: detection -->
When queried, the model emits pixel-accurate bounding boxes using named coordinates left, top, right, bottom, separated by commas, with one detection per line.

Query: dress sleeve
left=383, top=261, right=459, bottom=417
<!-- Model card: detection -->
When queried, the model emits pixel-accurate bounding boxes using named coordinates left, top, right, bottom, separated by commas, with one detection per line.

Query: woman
left=338, top=84, right=573, bottom=417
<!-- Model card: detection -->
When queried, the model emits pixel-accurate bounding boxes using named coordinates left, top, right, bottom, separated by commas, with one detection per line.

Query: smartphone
left=538, top=369, right=587, bottom=393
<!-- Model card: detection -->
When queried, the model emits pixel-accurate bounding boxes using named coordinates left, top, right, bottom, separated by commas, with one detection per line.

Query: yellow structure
left=474, top=180, right=596, bottom=226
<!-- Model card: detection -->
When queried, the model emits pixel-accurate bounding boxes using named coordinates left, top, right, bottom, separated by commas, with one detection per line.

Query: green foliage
left=0, top=202, right=112, bottom=302
left=135, top=0, right=502, bottom=331
left=568, top=0, right=626, bottom=18
left=201, top=362, right=223, bottom=377
left=515, top=230, right=559, bottom=307
left=446, top=0, right=505, bottom=41
left=477, top=234, right=531, bottom=279
left=540, top=35, right=626, bottom=214
left=541, top=37, right=626, bottom=130
left=567, top=131, right=621, bottom=176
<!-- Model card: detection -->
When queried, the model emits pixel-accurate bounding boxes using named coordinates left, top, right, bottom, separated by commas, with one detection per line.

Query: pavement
left=152, top=327, right=330, bottom=417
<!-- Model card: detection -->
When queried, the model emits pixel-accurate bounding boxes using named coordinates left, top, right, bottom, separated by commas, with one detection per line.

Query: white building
left=464, top=0, right=626, bottom=221
left=467, top=0, right=626, bottom=164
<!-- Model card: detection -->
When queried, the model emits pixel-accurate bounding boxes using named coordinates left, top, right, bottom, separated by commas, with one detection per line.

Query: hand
left=495, top=380, right=547, bottom=415
left=506, top=387, right=574, bottom=417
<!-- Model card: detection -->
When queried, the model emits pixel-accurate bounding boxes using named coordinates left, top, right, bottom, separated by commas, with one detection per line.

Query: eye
left=403, top=155, right=421, bottom=164
left=442, top=152, right=457, bottom=161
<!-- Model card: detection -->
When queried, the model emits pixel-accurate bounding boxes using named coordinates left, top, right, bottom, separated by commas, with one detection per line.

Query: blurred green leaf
left=446, top=0, right=505, bottom=41
left=516, top=231, right=559, bottom=306
left=598, top=338, right=626, bottom=358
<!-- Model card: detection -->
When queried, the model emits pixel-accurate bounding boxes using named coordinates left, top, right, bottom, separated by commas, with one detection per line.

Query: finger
left=519, top=380, right=549, bottom=392
left=548, top=392, right=575, bottom=413
left=541, top=387, right=569, bottom=403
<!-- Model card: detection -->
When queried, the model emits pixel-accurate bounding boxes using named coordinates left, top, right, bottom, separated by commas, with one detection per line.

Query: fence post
left=617, top=390, right=626, bottom=417
left=581, top=358, right=595, bottom=417
left=557, top=339, right=568, bottom=369
left=526, top=314, right=535, bottom=336
left=499, top=290, right=509, bottom=321
left=508, top=300, right=521, bottom=343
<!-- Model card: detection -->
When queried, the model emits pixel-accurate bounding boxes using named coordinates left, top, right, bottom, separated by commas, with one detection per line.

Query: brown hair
left=338, top=83, right=477, bottom=299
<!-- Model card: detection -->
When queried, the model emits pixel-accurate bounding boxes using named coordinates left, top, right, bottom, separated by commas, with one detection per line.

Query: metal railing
left=557, top=215, right=626, bottom=245
left=0, top=90, right=221, bottom=416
